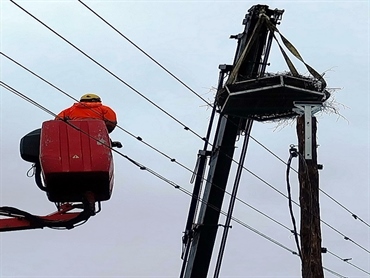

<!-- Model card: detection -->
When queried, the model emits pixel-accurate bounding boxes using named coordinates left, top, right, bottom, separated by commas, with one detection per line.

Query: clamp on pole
left=293, top=101, right=323, bottom=160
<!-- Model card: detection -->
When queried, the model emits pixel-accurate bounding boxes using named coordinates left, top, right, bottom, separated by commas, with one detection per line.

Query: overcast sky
left=0, top=1, right=369, bottom=277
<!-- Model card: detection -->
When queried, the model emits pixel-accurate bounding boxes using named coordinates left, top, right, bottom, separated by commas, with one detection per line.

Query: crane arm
left=0, top=203, right=92, bottom=232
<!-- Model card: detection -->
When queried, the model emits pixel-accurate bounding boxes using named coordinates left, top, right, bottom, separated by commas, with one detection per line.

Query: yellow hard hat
left=80, top=93, right=101, bottom=102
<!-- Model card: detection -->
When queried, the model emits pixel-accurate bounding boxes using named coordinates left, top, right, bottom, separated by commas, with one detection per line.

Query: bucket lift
left=0, top=119, right=116, bottom=232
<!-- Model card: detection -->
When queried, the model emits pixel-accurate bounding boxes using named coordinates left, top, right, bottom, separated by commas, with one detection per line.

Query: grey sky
left=0, top=1, right=369, bottom=277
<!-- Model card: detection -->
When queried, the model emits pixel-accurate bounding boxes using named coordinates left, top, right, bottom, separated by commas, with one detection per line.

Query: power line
left=230, top=148, right=370, bottom=255
left=0, top=52, right=80, bottom=102
left=10, top=0, right=206, bottom=143
left=320, top=189, right=370, bottom=229
left=0, top=56, right=295, bottom=240
left=75, top=0, right=370, bottom=237
left=77, top=0, right=213, bottom=108
left=0, top=80, right=298, bottom=257
left=15, top=0, right=370, bottom=239
left=1, top=52, right=292, bottom=234
left=1, top=82, right=364, bottom=278
left=0, top=63, right=296, bottom=243
left=0, top=51, right=199, bottom=180
left=7, top=0, right=370, bottom=259
left=4, top=49, right=369, bottom=259
left=4, top=3, right=369, bottom=276
left=0, top=56, right=292, bottom=239
left=0, top=81, right=57, bottom=117
left=77, top=0, right=370, bottom=233
left=327, top=250, right=370, bottom=276
left=250, top=135, right=370, bottom=230
left=322, top=267, right=348, bottom=278
left=114, top=144, right=349, bottom=278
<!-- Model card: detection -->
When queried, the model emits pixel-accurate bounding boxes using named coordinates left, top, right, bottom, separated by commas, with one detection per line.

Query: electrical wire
left=3, top=50, right=370, bottom=260
left=0, top=57, right=296, bottom=245
left=250, top=134, right=370, bottom=229
left=76, top=0, right=370, bottom=234
left=0, top=52, right=196, bottom=174
left=0, top=67, right=292, bottom=237
left=327, top=250, right=370, bottom=276
left=4, top=4, right=368, bottom=277
left=0, top=52, right=292, bottom=233
left=122, top=149, right=349, bottom=278
left=1, top=82, right=363, bottom=278
left=0, top=82, right=57, bottom=117
left=6, top=1, right=370, bottom=264
left=322, top=267, right=348, bottom=278
left=3, top=68, right=370, bottom=260
left=320, top=189, right=370, bottom=229
left=0, top=52, right=80, bottom=102
left=1, top=81, right=295, bottom=253
left=9, top=0, right=206, bottom=143
left=17, top=0, right=370, bottom=242
left=286, top=147, right=302, bottom=259
left=1, top=53, right=295, bottom=240
left=9, top=1, right=368, bottom=246
left=77, top=0, right=213, bottom=108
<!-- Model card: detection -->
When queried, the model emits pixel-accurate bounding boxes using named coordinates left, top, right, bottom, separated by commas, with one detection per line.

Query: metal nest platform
left=220, top=74, right=330, bottom=121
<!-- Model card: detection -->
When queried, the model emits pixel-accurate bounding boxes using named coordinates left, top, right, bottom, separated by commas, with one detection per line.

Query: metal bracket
left=293, top=101, right=323, bottom=160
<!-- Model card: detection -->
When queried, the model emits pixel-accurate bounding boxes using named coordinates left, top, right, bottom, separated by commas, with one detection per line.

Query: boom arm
left=0, top=202, right=94, bottom=232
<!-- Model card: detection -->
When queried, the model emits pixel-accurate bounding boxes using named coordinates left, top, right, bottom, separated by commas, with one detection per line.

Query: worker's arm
left=102, top=106, right=117, bottom=133
left=55, top=108, right=69, bottom=121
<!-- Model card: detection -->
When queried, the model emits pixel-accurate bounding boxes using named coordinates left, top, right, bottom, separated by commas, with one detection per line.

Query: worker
left=56, top=93, right=117, bottom=133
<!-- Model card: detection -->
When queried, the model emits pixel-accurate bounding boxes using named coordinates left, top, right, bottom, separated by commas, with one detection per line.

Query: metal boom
left=180, top=5, right=283, bottom=278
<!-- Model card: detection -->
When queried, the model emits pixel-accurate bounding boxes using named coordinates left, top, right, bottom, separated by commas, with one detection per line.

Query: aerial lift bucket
left=20, top=119, right=114, bottom=203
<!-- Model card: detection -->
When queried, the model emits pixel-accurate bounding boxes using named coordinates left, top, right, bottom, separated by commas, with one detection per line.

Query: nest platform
left=220, top=74, right=329, bottom=121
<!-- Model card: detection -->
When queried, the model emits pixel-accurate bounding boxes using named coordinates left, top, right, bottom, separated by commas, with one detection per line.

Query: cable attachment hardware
left=289, top=144, right=298, bottom=158
left=218, top=224, right=232, bottom=229
left=190, top=150, right=212, bottom=184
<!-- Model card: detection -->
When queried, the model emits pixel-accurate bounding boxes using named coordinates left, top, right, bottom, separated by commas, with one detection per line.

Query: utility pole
left=297, top=115, right=324, bottom=278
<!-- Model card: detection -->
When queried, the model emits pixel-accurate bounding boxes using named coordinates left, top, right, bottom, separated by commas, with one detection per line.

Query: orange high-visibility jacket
left=56, top=102, right=117, bottom=133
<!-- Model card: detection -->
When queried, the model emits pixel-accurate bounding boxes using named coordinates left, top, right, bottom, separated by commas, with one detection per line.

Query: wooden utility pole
left=297, top=115, right=324, bottom=278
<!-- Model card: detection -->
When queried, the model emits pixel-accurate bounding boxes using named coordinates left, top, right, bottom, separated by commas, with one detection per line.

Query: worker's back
left=56, top=93, right=117, bottom=133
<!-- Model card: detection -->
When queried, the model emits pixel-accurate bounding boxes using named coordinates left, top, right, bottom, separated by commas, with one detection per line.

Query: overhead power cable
left=1, top=52, right=80, bottom=102
left=1, top=82, right=363, bottom=278
left=9, top=1, right=359, bottom=238
left=77, top=0, right=370, bottom=233
left=0, top=65, right=296, bottom=243
left=0, top=81, right=57, bottom=117
left=77, top=0, right=212, bottom=108
left=0, top=52, right=297, bottom=236
left=327, top=250, right=370, bottom=276
left=10, top=0, right=206, bottom=143
left=0, top=80, right=298, bottom=256
left=0, top=52, right=290, bottom=234
left=322, top=267, right=348, bottom=278
left=3, top=50, right=369, bottom=259
left=320, top=189, right=370, bottom=229
left=1, top=81, right=296, bottom=249
left=0, top=51, right=199, bottom=178
left=229, top=147, right=370, bottom=255
left=8, top=0, right=370, bottom=257
left=251, top=135, right=370, bottom=230
left=122, top=150, right=349, bottom=278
